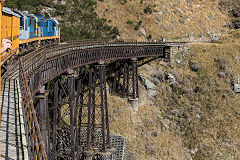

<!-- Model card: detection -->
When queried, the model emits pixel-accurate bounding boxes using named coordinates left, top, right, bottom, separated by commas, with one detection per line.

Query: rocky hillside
left=4, top=0, right=240, bottom=159
left=96, top=0, right=239, bottom=41
left=108, top=29, right=240, bottom=159
left=5, top=0, right=239, bottom=41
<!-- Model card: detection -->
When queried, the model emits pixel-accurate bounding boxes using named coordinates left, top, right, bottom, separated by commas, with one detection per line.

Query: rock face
left=233, top=78, right=240, bottom=93
left=140, top=76, right=159, bottom=99
left=145, top=143, right=157, bottom=155
left=166, top=73, right=176, bottom=83
left=138, top=27, right=147, bottom=37
left=140, top=76, right=157, bottom=90
left=218, top=72, right=226, bottom=78
left=233, top=18, right=240, bottom=29
left=154, top=70, right=165, bottom=82
left=189, top=61, right=201, bottom=72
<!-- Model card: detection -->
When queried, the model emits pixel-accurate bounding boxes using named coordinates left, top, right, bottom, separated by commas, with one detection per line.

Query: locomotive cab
left=47, top=18, right=59, bottom=37
left=28, top=14, right=38, bottom=39
left=35, top=15, right=47, bottom=37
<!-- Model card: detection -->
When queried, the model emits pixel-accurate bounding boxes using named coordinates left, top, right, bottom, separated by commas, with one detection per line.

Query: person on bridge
left=1, top=39, right=12, bottom=54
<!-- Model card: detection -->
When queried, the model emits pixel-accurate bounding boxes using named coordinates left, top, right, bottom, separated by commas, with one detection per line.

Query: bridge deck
left=0, top=78, right=28, bottom=159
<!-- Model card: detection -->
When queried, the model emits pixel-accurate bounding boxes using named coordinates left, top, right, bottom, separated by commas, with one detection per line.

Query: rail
left=19, top=59, right=47, bottom=159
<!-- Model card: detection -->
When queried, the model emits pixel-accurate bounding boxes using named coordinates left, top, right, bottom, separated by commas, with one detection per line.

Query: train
left=0, top=6, right=60, bottom=68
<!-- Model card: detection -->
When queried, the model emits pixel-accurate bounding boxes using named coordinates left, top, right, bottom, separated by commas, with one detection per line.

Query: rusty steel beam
left=103, top=64, right=110, bottom=147
left=68, top=71, right=76, bottom=160
left=75, top=76, right=82, bottom=158
left=131, top=58, right=138, bottom=99
left=52, top=80, right=59, bottom=160
left=99, top=64, right=106, bottom=151
left=86, top=68, right=93, bottom=150
left=37, top=86, right=49, bottom=158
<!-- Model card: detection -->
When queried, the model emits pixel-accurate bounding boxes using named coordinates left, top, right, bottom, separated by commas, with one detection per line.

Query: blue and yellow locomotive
left=0, top=4, right=60, bottom=66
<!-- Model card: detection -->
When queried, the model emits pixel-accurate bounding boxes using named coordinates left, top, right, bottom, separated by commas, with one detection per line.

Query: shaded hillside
left=5, top=0, right=120, bottom=41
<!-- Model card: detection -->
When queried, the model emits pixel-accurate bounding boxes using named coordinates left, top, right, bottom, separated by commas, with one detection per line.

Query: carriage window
left=25, top=19, right=28, bottom=31
left=20, top=19, right=23, bottom=27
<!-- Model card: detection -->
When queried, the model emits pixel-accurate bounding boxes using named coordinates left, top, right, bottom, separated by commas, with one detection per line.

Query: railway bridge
left=0, top=41, right=185, bottom=159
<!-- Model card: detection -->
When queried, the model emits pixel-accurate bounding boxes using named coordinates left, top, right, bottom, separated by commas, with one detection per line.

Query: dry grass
left=96, top=0, right=230, bottom=41
left=107, top=30, right=240, bottom=159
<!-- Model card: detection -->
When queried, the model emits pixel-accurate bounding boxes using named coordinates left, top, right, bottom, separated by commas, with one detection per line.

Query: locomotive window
left=29, top=19, right=31, bottom=26
left=53, top=23, right=56, bottom=30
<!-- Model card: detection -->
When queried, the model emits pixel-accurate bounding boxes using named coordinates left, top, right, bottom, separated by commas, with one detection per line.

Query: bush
left=126, top=20, right=133, bottom=25
left=134, top=20, right=142, bottom=30
left=144, top=6, right=152, bottom=14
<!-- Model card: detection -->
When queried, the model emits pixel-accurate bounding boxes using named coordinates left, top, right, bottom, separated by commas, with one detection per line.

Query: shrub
left=144, top=6, right=152, bottom=14
left=127, top=20, right=133, bottom=25
left=134, top=20, right=142, bottom=30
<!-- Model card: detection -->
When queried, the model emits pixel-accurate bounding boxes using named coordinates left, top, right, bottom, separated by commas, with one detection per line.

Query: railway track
left=0, top=78, right=28, bottom=159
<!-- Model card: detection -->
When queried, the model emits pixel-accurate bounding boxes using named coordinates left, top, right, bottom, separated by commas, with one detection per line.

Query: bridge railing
left=19, top=59, right=47, bottom=160
left=20, top=42, right=168, bottom=96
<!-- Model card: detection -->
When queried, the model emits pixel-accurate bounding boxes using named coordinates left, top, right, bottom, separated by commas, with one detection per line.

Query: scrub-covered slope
left=108, top=30, right=240, bottom=159
left=96, top=0, right=231, bottom=41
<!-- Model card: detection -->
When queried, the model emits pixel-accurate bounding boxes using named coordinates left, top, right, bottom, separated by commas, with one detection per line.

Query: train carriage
left=1, top=7, right=20, bottom=65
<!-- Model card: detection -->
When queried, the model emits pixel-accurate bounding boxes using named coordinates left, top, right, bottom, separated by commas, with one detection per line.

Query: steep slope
left=96, top=0, right=231, bottom=41
left=108, top=30, right=240, bottom=159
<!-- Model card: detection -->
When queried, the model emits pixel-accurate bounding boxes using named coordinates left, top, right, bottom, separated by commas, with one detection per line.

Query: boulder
left=233, top=78, right=240, bottom=93
left=162, top=24, right=170, bottom=31
left=139, top=76, right=157, bottom=90
left=233, top=18, right=240, bottom=29
left=152, top=77, right=161, bottom=86
left=232, top=6, right=240, bottom=17
left=145, top=143, right=157, bottom=155
left=182, top=87, right=193, bottom=95
left=166, top=73, right=176, bottom=83
left=170, top=81, right=179, bottom=90
left=155, top=70, right=165, bottom=81
left=182, top=77, right=191, bottom=85
left=189, top=61, right=201, bottom=72
left=218, top=72, right=226, bottom=78
left=148, top=90, right=158, bottom=99
left=151, top=130, right=159, bottom=137
left=138, top=27, right=147, bottom=37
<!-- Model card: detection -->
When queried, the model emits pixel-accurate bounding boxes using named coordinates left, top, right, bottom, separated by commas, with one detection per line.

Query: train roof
left=2, top=7, right=21, bottom=18
left=14, top=10, right=28, bottom=18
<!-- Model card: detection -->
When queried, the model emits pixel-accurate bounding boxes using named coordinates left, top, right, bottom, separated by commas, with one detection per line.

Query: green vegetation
left=126, top=20, right=133, bottom=25
left=5, top=0, right=119, bottom=41
left=5, top=0, right=54, bottom=13
left=144, top=6, right=152, bottom=14
left=134, top=20, right=142, bottom=30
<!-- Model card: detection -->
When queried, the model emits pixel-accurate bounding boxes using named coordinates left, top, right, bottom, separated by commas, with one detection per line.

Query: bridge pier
left=67, top=70, right=76, bottom=160
left=52, top=79, right=59, bottom=160
left=130, top=58, right=139, bottom=111
left=112, top=59, right=139, bottom=111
